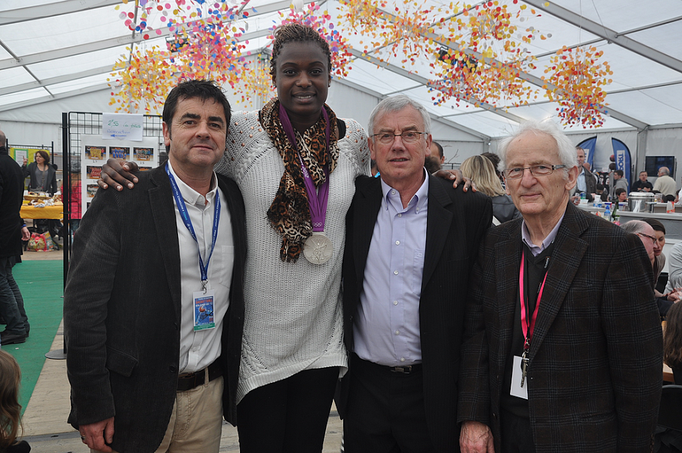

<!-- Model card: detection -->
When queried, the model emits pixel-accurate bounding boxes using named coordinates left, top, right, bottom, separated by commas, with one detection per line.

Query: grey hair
left=621, top=220, right=651, bottom=236
left=660, top=167, right=670, bottom=176
left=367, top=95, right=431, bottom=136
left=498, top=120, right=577, bottom=176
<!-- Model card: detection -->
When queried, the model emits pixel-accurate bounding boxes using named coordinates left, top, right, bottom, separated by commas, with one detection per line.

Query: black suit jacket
left=458, top=203, right=662, bottom=452
left=340, top=174, right=492, bottom=452
left=64, top=164, right=246, bottom=453
left=0, top=152, right=24, bottom=258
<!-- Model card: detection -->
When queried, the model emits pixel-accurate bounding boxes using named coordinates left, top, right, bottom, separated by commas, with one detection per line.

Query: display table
left=20, top=205, right=63, bottom=220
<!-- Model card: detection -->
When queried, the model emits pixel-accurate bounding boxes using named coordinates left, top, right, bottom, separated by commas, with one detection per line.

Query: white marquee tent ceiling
left=1, top=0, right=681, bottom=139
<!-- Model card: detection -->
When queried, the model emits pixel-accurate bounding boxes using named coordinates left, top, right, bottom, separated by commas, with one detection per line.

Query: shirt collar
left=379, top=168, right=430, bottom=212
left=521, top=211, right=565, bottom=256
left=167, top=160, right=218, bottom=208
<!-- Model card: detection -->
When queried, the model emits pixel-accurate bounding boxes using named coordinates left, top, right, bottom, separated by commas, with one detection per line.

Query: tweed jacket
left=340, top=174, right=492, bottom=452
left=458, top=202, right=662, bottom=453
left=64, top=164, right=246, bottom=453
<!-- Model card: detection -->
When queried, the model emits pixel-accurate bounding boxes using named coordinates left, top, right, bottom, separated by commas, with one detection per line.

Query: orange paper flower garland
left=109, top=0, right=613, bottom=128
left=543, top=45, right=613, bottom=127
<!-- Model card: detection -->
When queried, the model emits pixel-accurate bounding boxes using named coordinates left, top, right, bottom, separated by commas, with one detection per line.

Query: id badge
left=510, top=355, right=529, bottom=400
left=193, top=290, right=216, bottom=331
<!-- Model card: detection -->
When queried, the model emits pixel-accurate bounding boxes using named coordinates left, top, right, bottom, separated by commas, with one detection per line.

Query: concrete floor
left=19, top=249, right=344, bottom=452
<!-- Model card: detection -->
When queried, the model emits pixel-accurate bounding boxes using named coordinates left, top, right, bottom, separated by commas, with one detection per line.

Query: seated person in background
left=460, top=155, right=520, bottom=224
left=0, top=350, right=30, bottom=453
left=615, top=187, right=628, bottom=204
left=595, top=183, right=608, bottom=202
left=644, top=218, right=668, bottom=297
left=666, top=242, right=682, bottom=295
left=632, top=170, right=653, bottom=192
left=664, top=302, right=682, bottom=385
left=654, top=166, right=677, bottom=198
left=622, top=220, right=681, bottom=317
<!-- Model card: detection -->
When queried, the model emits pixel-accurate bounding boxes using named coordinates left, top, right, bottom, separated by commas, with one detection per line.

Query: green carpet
left=2, top=260, right=64, bottom=415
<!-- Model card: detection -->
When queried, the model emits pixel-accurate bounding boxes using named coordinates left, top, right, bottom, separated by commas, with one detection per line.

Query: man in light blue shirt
left=340, top=95, right=492, bottom=453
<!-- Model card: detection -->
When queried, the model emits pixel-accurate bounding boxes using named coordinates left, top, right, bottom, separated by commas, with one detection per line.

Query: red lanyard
left=519, top=250, right=547, bottom=351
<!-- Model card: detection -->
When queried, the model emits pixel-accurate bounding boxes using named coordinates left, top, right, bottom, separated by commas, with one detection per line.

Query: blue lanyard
left=165, top=164, right=221, bottom=290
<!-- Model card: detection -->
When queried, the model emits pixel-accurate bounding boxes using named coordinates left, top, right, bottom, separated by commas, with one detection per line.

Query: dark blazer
left=23, top=161, right=58, bottom=194
left=458, top=203, right=662, bottom=453
left=64, top=164, right=246, bottom=453
left=0, top=152, right=24, bottom=258
left=340, top=174, right=492, bottom=452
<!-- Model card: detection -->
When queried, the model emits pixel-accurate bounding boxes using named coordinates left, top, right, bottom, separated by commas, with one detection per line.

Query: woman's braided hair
left=270, top=23, right=332, bottom=78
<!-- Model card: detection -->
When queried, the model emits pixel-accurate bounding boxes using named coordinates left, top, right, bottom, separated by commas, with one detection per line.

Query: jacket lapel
left=421, top=175, right=453, bottom=290
left=528, top=204, right=589, bottom=362
left=495, top=221, right=523, bottom=368
left=149, top=165, right=182, bottom=321
left=352, top=176, right=383, bottom=285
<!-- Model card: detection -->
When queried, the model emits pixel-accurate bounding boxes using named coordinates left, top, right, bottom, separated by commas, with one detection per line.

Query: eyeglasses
left=504, top=165, right=567, bottom=179
left=637, top=232, right=657, bottom=244
left=372, top=131, right=427, bottom=145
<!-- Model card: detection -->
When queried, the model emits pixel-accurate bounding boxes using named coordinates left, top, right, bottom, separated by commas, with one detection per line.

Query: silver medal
left=303, top=232, right=333, bottom=265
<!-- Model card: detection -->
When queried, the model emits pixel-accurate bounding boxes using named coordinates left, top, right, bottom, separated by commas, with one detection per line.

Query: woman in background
left=22, top=151, right=57, bottom=194
left=664, top=301, right=682, bottom=385
left=460, top=154, right=520, bottom=224
left=0, top=350, right=30, bottom=453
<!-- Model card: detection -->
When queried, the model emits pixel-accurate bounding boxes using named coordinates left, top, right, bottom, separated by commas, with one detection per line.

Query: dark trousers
left=0, top=256, right=28, bottom=335
left=237, top=366, right=339, bottom=453
left=501, top=409, right=536, bottom=453
left=344, top=355, right=435, bottom=453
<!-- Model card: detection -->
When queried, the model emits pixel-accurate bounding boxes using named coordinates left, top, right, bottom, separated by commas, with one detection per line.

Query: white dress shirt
left=168, top=161, right=234, bottom=374
left=354, top=171, right=429, bottom=366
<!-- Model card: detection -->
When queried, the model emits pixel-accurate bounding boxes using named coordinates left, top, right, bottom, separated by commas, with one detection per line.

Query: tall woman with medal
left=216, top=24, right=369, bottom=452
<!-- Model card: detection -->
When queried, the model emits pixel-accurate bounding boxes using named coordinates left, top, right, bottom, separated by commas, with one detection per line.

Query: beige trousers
left=92, top=373, right=224, bottom=453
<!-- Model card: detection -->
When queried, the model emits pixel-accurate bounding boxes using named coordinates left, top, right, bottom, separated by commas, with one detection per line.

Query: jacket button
left=169, top=366, right=177, bottom=373
left=492, top=412, right=497, bottom=419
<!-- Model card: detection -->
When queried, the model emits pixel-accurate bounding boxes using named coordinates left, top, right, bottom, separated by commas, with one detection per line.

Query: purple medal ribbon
left=278, top=103, right=330, bottom=233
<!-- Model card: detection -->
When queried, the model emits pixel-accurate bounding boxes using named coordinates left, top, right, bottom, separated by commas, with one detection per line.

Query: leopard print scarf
left=260, top=98, right=339, bottom=262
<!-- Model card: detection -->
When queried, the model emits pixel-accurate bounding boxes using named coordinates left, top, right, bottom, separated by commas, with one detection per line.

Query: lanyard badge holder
left=166, top=165, right=220, bottom=331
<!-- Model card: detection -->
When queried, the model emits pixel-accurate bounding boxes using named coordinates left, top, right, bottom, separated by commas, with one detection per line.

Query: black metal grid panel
left=62, top=113, right=163, bottom=277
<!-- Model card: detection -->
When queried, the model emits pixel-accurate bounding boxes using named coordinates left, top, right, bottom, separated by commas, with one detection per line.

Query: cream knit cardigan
left=215, top=110, right=370, bottom=403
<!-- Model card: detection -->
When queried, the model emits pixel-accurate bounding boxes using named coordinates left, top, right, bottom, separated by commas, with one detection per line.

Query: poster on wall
left=80, top=135, right=158, bottom=215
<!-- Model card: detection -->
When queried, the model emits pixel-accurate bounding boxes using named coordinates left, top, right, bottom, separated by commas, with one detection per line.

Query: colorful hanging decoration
left=109, top=0, right=614, bottom=129
left=542, top=45, right=613, bottom=128
left=108, top=46, right=177, bottom=114
left=234, top=53, right=276, bottom=107
left=275, top=3, right=354, bottom=79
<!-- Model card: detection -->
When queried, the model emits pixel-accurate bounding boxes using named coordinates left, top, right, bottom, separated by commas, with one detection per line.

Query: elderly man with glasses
left=458, top=120, right=662, bottom=453
left=622, top=220, right=682, bottom=318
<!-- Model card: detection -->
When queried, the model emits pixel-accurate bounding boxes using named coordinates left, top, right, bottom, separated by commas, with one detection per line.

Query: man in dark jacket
left=0, top=129, right=30, bottom=345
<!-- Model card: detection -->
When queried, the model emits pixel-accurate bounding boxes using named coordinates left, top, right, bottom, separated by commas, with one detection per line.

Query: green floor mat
left=2, top=260, right=64, bottom=415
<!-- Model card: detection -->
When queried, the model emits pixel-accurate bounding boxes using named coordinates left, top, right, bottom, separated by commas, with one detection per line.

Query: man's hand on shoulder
left=98, top=159, right=139, bottom=191
left=460, top=420, right=495, bottom=453
left=80, top=417, right=115, bottom=452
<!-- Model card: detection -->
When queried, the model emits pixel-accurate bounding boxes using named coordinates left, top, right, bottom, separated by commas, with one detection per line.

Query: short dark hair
left=270, top=23, right=331, bottom=78
left=644, top=218, right=666, bottom=234
left=615, top=188, right=626, bottom=197
left=35, top=150, right=50, bottom=164
left=162, top=80, right=231, bottom=132
left=614, top=169, right=624, bottom=177
left=431, top=141, right=443, bottom=159
left=424, top=155, right=442, bottom=174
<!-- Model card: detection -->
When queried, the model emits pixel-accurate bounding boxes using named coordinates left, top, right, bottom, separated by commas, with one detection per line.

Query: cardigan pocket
left=106, top=347, right=139, bottom=377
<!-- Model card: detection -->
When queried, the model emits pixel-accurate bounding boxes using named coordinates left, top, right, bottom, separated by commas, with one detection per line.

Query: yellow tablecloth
left=20, top=205, right=63, bottom=220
